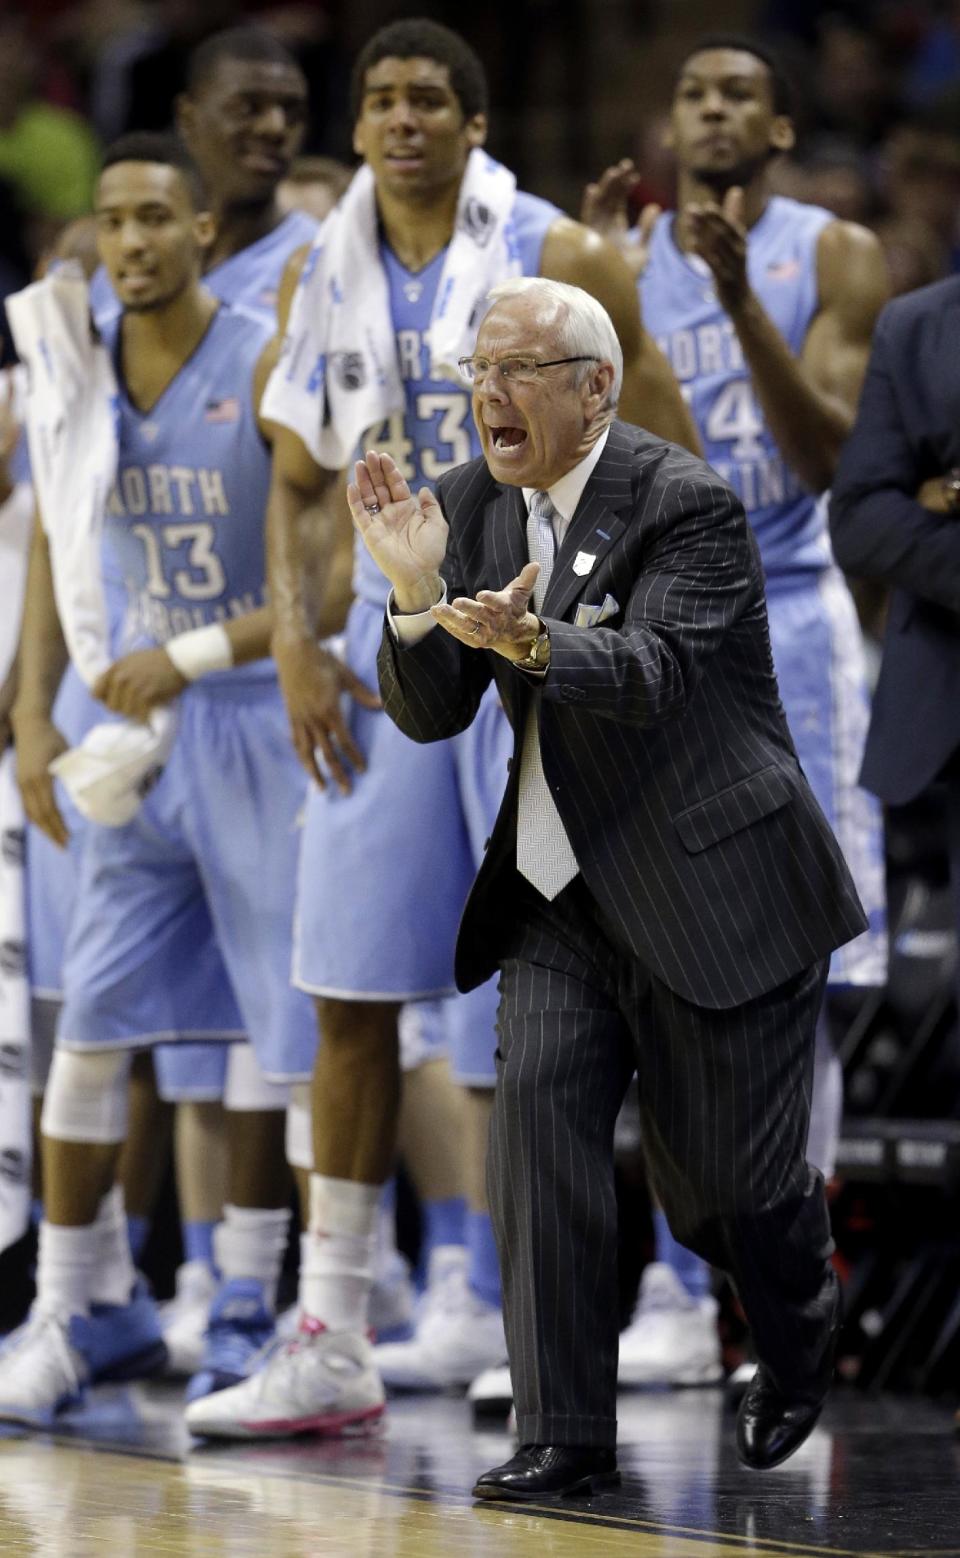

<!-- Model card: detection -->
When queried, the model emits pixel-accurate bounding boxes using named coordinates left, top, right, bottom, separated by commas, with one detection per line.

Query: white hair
left=484, top=276, right=623, bottom=407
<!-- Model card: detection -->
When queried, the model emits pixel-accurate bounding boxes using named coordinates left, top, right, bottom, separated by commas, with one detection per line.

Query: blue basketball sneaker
left=77, top=1277, right=168, bottom=1383
left=186, top=1278, right=275, bottom=1403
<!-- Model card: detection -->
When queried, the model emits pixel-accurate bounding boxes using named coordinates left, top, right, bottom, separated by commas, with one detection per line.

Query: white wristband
left=165, top=623, right=234, bottom=681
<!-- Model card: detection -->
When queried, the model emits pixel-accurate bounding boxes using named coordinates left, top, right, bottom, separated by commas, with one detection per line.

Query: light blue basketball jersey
left=352, top=189, right=560, bottom=607
left=88, top=209, right=319, bottom=329
left=205, top=209, right=318, bottom=320
left=641, top=195, right=834, bottom=576
left=100, top=304, right=274, bottom=684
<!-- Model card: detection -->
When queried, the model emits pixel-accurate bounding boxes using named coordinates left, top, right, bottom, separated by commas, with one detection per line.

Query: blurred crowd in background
left=5, top=2, right=960, bottom=309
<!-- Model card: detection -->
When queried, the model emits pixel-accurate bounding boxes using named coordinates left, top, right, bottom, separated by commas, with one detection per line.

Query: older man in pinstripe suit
left=348, top=277, right=866, bottom=1495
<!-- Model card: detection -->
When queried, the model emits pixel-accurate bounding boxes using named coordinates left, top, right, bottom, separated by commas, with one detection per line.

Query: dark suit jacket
left=379, top=420, right=866, bottom=1011
left=830, top=277, right=960, bottom=805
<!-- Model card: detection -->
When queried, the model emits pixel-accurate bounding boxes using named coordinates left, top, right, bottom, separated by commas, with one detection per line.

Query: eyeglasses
left=457, top=354, right=598, bottom=384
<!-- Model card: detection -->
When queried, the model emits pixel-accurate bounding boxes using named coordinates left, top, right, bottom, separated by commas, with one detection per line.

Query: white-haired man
left=356, top=275, right=867, bottom=1494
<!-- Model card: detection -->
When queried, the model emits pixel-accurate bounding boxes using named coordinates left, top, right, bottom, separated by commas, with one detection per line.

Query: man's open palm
left=348, top=449, right=448, bottom=593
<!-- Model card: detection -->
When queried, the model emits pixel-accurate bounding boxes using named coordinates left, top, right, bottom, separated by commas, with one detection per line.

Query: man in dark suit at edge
left=349, top=276, right=867, bottom=1496
left=829, top=274, right=960, bottom=1439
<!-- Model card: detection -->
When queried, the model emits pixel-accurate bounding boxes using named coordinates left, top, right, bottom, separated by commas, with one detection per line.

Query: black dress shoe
left=736, top=1367, right=828, bottom=1470
left=473, top=1443, right=620, bottom=1501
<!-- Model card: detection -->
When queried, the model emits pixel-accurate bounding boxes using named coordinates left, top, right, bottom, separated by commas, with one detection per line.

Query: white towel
left=0, top=481, right=32, bottom=685
left=0, top=440, right=33, bottom=1256
left=5, top=269, right=173, bottom=826
left=0, top=750, right=30, bottom=1255
left=262, top=148, right=520, bottom=469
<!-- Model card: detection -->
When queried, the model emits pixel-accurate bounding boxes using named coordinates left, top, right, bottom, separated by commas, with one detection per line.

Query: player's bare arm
left=11, top=515, right=70, bottom=846
left=263, top=253, right=380, bottom=793
left=799, top=220, right=892, bottom=463
left=691, top=193, right=889, bottom=493
left=540, top=216, right=702, bottom=454
left=266, top=422, right=380, bottom=794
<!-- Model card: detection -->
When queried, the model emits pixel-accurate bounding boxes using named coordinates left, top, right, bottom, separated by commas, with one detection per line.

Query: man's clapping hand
left=347, top=450, right=448, bottom=612
left=581, top=159, right=661, bottom=281
left=435, top=563, right=542, bottom=663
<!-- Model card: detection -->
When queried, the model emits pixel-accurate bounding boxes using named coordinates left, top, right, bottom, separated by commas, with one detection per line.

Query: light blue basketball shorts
left=25, top=667, right=102, bottom=1091
left=293, top=596, right=511, bottom=1086
left=294, top=598, right=488, bottom=1000
left=26, top=666, right=99, bottom=1004
left=767, top=566, right=887, bottom=988
left=397, top=679, right=513, bottom=1088
left=56, top=675, right=317, bottom=1084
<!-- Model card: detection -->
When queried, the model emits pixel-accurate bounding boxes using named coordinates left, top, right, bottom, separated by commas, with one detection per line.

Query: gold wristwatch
left=514, top=624, right=551, bottom=673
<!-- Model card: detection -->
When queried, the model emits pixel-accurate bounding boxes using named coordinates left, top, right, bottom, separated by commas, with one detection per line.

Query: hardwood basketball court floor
left=0, top=1384, right=956, bottom=1555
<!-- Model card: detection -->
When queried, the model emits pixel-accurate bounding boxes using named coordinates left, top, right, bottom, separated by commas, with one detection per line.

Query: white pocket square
left=574, top=593, right=620, bottom=628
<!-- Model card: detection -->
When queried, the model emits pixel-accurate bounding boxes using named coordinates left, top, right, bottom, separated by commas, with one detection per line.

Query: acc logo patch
left=335, top=352, right=367, bottom=392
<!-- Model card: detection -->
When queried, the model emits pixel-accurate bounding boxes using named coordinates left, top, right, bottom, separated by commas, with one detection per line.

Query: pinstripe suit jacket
left=378, top=420, right=866, bottom=1010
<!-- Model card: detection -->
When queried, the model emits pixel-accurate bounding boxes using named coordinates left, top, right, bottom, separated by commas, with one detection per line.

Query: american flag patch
left=766, top=259, right=800, bottom=281
left=205, top=396, right=240, bottom=423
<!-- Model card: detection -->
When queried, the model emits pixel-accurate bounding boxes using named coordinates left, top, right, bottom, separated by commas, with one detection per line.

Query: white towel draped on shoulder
left=0, top=439, right=33, bottom=1257
left=0, top=750, right=29, bottom=1255
left=261, top=148, right=521, bottom=469
left=5, top=269, right=173, bottom=827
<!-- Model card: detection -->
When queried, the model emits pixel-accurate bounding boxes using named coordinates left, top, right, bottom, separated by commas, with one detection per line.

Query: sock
left=126, top=1214, right=150, bottom=1264
left=417, top=1194, right=466, bottom=1286
left=183, top=1219, right=217, bottom=1271
left=35, top=1220, right=97, bottom=1319
left=212, top=1204, right=290, bottom=1313
left=300, top=1173, right=379, bottom=1330
left=654, top=1209, right=711, bottom=1302
left=807, top=1009, right=843, bottom=1180
left=466, top=1208, right=501, bottom=1309
left=375, top=1179, right=402, bottom=1274
left=89, top=1186, right=137, bottom=1307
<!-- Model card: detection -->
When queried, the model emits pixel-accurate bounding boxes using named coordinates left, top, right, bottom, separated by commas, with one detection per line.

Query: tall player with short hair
left=184, top=18, right=700, bottom=1438
left=582, top=33, right=889, bottom=1388
left=0, top=134, right=325, bottom=1430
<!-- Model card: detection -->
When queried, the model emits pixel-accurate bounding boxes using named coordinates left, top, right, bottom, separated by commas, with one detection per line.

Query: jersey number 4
left=704, top=380, right=765, bottom=463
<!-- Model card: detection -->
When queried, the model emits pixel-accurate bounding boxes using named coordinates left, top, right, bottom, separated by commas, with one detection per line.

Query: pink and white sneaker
left=183, top=1317, right=385, bottom=1441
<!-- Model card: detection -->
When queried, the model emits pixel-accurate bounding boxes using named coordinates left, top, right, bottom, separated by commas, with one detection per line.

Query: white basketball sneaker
left=184, top=1318, right=385, bottom=1440
left=0, top=1309, right=90, bottom=1428
left=373, top=1247, right=507, bottom=1390
left=158, top=1261, right=218, bottom=1378
left=467, top=1363, right=514, bottom=1424
left=618, top=1263, right=723, bottom=1387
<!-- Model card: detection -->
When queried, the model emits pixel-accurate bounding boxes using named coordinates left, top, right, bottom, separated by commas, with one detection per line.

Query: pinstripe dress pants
left=487, top=875, right=837, bottom=1449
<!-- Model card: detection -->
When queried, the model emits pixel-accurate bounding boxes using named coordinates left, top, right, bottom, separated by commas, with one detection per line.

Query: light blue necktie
left=516, top=491, right=579, bottom=899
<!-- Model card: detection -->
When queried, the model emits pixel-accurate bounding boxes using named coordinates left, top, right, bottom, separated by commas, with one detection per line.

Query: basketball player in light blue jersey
left=0, top=135, right=335, bottom=1433
left=15, top=28, right=320, bottom=1388
left=583, top=32, right=889, bottom=1391
left=184, top=18, right=699, bottom=1440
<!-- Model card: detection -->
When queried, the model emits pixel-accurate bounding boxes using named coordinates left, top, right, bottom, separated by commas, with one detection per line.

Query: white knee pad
left=224, top=1041, right=289, bottom=1113
left=285, top=1082, right=313, bottom=1171
left=40, top=1047, right=133, bottom=1144
left=398, top=1000, right=449, bottom=1072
